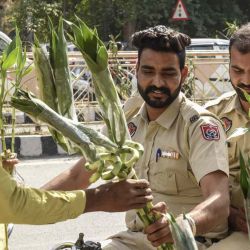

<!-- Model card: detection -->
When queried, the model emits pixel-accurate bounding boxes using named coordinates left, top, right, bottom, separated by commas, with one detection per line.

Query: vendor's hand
left=85, top=179, right=153, bottom=213
left=229, top=206, right=248, bottom=234
left=144, top=202, right=173, bottom=247
left=2, top=158, right=19, bottom=172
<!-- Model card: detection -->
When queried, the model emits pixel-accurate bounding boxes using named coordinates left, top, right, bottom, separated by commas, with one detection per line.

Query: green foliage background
left=2, top=0, right=250, bottom=45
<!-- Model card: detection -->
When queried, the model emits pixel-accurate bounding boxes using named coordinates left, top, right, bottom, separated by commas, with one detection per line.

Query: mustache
left=238, top=82, right=250, bottom=89
left=145, top=86, right=171, bottom=96
left=235, top=83, right=250, bottom=102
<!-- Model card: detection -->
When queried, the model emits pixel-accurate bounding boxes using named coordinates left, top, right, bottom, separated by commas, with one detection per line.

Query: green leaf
left=2, top=47, right=18, bottom=71
left=64, top=19, right=84, bottom=49
left=96, top=45, right=108, bottom=70
left=239, top=151, right=250, bottom=199
left=4, top=36, right=17, bottom=58
left=243, top=89, right=250, bottom=104
left=21, top=64, right=33, bottom=78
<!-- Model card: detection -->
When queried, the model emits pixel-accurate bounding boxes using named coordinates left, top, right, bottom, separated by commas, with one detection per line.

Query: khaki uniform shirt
left=124, top=93, right=229, bottom=238
left=205, top=91, right=248, bottom=208
left=0, top=164, right=86, bottom=250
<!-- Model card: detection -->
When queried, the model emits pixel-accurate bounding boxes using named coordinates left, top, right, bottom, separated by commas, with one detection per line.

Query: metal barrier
left=20, top=50, right=232, bottom=122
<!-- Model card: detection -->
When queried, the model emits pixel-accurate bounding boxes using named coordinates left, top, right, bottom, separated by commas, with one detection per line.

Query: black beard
left=137, top=82, right=182, bottom=108
left=232, top=82, right=250, bottom=102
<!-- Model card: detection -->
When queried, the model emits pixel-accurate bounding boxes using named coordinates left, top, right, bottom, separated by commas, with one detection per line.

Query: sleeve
left=0, top=166, right=86, bottom=225
left=189, top=115, right=229, bottom=183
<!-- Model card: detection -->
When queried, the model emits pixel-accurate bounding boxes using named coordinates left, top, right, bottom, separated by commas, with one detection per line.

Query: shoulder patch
left=127, top=122, right=137, bottom=137
left=200, top=124, right=220, bottom=141
left=220, top=117, right=232, bottom=132
left=190, top=114, right=200, bottom=123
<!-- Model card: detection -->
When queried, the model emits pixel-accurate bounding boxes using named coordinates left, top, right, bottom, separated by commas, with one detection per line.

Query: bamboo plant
left=0, top=28, right=31, bottom=172
left=11, top=17, right=197, bottom=250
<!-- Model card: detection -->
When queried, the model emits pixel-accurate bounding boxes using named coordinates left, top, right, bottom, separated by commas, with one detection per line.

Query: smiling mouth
left=150, top=91, right=168, bottom=99
left=238, top=83, right=250, bottom=90
left=243, top=86, right=250, bottom=91
left=153, top=90, right=164, bottom=94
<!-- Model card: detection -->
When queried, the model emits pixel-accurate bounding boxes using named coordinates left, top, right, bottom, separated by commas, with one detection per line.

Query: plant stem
left=11, top=107, right=16, bottom=153
left=131, top=174, right=173, bottom=250
left=0, top=73, right=7, bottom=154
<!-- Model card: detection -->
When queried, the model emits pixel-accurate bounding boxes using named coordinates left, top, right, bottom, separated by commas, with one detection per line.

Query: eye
left=142, top=69, right=154, bottom=75
left=232, top=67, right=243, bottom=74
left=162, top=71, right=177, bottom=77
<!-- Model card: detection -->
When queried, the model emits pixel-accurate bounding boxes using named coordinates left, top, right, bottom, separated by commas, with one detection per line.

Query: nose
left=152, top=74, right=165, bottom=88
left=241, top=72, right=250, bottom=85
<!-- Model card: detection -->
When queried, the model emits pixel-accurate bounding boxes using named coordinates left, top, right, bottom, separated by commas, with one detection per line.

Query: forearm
left=188, top=172, right=230, bottom=235
left=41, top=157, right=93, bottom=191
left=188, top=191, right=229, bottom=235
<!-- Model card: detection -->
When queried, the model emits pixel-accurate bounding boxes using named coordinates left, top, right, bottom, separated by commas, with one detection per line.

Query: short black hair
left=131, top=25, right=191, bottom=69
left=229, top=23, right=250, bottom=54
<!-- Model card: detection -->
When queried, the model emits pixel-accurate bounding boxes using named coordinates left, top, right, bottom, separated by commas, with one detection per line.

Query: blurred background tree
left=0, top=0, right=249, bottom=47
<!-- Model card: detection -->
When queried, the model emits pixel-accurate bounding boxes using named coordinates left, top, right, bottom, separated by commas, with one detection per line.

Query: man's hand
left=2, top=158, right=19, bottom=173
left=229, top=206, right=248, bottom=234
left=144, top=202, right=173, bottom=247
left=84, top=179, right=153, bottom=213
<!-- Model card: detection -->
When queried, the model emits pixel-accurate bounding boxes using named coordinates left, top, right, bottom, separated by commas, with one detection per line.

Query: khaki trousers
left=207, top=232, right=250, bottom=250
left=101, top=230, right=208, bottom=250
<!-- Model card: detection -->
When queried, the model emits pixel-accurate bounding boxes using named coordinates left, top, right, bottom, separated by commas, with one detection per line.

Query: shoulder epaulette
left=123, top=95, right=143, bottom=121
left=204, top=91, right=236, bottom=109
left=181, top=97, right=218, bottom=124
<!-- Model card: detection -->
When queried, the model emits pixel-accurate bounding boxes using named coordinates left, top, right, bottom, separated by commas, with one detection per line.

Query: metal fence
left=22, top=50, right=232, bottom=122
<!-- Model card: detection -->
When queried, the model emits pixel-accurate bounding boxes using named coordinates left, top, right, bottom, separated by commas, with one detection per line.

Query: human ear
left=180, top=66, right=188, bottom=84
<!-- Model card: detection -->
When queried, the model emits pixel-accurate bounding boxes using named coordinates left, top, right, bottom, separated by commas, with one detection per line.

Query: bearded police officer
left=204, top=23, right=250, bottom=250
left=43, top=26, right=230, bottom=249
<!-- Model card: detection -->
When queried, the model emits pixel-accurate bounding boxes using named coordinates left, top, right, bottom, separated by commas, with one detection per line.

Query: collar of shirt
left=136, top=92, right=183, bottom=129
left=223, top=92, right=249, bottom=123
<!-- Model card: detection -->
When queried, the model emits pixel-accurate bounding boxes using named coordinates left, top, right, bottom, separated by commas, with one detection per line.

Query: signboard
left=171, top=0, right=190, bottom=21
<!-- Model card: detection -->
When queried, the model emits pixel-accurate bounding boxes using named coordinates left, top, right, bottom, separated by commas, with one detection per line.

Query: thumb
left=151, top=202, right=168, bottom=214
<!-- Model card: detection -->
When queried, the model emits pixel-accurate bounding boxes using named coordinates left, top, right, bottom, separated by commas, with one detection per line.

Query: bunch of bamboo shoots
left=11, top=17, right=198, bottom=250
left=0, top=27, right=31, bottom=167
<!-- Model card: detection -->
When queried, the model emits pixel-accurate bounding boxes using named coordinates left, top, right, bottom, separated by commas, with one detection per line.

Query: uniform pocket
left=149, top=157, right=178, bottom=195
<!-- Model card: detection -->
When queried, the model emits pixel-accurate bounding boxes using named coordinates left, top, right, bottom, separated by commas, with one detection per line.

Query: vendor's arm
left=0, top=160, right=153, bottom=224
left=0, top=162, right=85, bottom=224
left=41, top=158, right=91, bottom=190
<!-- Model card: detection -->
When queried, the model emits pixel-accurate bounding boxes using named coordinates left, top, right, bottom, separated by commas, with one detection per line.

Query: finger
left=150, top=202, right=167, bottom=214
left=151, top=234, right=173, bottom=247
left=129, top=195, right=154, bottom=205
left=144, top=217, right=168, bottom=234
left=239, top=208, right=247, bottom=220
left=129, top=179, right=150, bottom=188
left=146, top=226, right=172, bottom=245
left=132, top=187, right=152, bottom=197
left=3, top=159, right=19, bottom=165
left=236, top=218, right=248, bottom=233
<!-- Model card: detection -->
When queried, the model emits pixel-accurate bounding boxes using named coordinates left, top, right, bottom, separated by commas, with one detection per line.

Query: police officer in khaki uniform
left=43, top=26, right=230, bottom=250
left=0, top=158, right=152, bottom=250
left=204, top=23, right=250, bottom=250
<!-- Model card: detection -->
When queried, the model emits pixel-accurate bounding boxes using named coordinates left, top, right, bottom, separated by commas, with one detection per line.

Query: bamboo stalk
left=0, top=74, right=7, bottom=154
